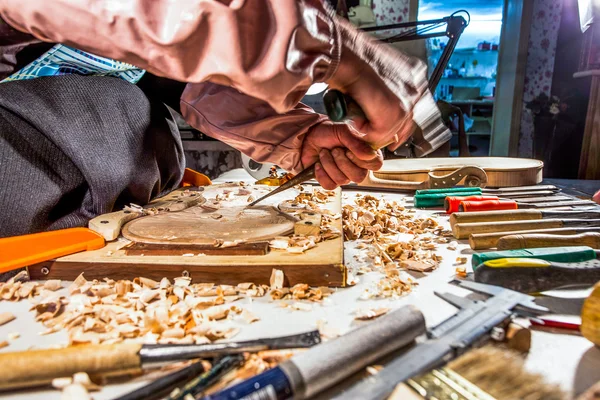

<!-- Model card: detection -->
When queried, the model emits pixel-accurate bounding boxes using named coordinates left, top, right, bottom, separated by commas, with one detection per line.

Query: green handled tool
left=415, top=185, right=558, bottom=196
left=474, top=257, right=600, bottom=293
left=248, top=90, right=369, bottom=207
left=472, top=246, right=599, bottom=269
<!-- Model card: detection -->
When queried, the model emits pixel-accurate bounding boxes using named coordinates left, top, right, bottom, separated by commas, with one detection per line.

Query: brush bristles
left=448, top=346, right=567, bottom=400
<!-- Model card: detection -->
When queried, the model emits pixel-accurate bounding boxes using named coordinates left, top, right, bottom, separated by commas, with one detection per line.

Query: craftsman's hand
left=594, top=190, right=600, bottom=204
left=301, top=121, right=383, bottom=190
left=326, top=46, right=416, bottom=150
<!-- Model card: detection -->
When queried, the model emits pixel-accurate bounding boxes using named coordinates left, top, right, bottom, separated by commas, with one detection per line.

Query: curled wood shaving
left=241, top=309, right=260, bottom=324
left=0, top=312, right=15, bottom=326
left=456, top=257, right=468, bottom=265
left=456, top=266, right=468, bottom=278
left=0, top=341, right=7, bottom=349
left=354, top=308, right=390, bottom=320
left=270, top=269, right=284, bottom=290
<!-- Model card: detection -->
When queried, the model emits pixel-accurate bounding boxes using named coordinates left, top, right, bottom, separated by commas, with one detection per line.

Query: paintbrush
left=391, top=346, right=567, bottom=400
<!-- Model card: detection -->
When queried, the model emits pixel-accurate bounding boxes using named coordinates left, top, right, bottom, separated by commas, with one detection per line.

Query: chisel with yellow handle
left=469, top=227, right=600, bottom=250
left=473, top=257, right=600, bottom=293
left=450, top=209, right=600, bottom=227
left=452, top=218, right=600, bottom=240
left=497, top=232, right=600, bottom=250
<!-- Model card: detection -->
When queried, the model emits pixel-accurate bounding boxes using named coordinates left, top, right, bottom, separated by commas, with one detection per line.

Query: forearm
left=0, top=0, right=341, bottom=113
left=180, top=82, right=327, bottom=174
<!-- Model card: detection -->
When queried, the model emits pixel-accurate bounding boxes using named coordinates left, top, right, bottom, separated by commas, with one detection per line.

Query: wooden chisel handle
left=0, top=342, right=142, bottom=390
left=450, top=210, right=543, bottom=226
left=452, top=219, right=564, bottom=239
left=469, top=228, right=596, bottom=250
left=497, top=232, right=600, bottom=250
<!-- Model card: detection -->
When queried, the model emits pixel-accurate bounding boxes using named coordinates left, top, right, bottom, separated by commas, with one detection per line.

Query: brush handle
left=497, top=232, right=600, bottom=250
left=450, top=210, right=543, bottom=226
left=452, top=219, right=565, bottom=240
left=0, top=343, right=142, bottom=390
left=468, top=228, right=592, bottom=250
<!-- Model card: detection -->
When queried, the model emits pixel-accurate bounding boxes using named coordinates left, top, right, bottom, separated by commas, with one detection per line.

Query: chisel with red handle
left=458, top=199, right=596, bottom=212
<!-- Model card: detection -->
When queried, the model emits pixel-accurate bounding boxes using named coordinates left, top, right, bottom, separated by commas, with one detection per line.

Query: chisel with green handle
left=473, top=257, right=600, bottom=293
left=415, top=185, right=558, bottom=195
left=471, top=246, right=599, bottom=269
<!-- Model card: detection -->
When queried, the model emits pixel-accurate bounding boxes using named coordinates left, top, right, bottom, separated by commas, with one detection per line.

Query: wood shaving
left=237, top=188, right=252, bottom=196
left=44, top=280, right=62, bottom=291
left=354, top=308, right=390, bottom=320
left=0, top=273, right=272, bottom=346
left=366, top=365, right=383, bottom=375
left=241, top=309, right=260, bottom=324
left=0, top=341, right=7, bottom=349
left=270, top=269, right=285, bottom=289
left=447, top=241, right=458, bottom=251
left=270, top=284, right=332, bottom=302
left=247, top=195, right=255, bottom=203
left=7, top=332, right=19, bottom=340
left=52, top=377, right=73, bottom=390
left=290, top=302, right=312, bottom=311
left=342, top=194, right=443, bottom=297
left=316, top=319, right=340, bottom=340
left=0, top=312, right=15, bottom=326
left=456, top=257, right=468, bottom=265
left=456, top=266, right=468, bottom=278
left=60, top=383, right=92, bottom=400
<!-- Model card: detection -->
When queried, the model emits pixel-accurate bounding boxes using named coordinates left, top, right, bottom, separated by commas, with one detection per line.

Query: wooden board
left=28, top=185, right=346, bottom=287
left=359, top=157, right=543, bottom=190
left=122, top=189, right=296, bottom=245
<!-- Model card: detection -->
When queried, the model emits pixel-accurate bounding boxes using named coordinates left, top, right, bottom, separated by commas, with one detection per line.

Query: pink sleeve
left=0, top=0, right=340, bottom=113
left=181, top=82, right=327, bottom=174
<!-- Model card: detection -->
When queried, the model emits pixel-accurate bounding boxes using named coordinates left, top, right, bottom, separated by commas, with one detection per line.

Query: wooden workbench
left=0, top=169, right=598, bottom=399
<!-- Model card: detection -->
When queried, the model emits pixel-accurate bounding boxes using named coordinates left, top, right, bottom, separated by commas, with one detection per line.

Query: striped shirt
left=2, top=44, right=145, bottom=84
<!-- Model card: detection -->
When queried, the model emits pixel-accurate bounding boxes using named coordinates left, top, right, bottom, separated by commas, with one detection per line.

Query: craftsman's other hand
left=326, top=46, right=414, bottom=150
left=594, top=190, right=600, bottom=204
left=301, top=122, right=383, bottom=190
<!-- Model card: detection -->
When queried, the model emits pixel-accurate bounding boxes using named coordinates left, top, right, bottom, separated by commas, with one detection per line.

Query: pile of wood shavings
left=343, top=194, right=449, bottom=299
left=0, top=268, right=329, bottom=347
left=268, top=188, right=342, bottom=253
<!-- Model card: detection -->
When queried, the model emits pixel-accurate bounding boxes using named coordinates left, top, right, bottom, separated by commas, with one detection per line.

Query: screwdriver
left=473, top=257, right=600, bottom=293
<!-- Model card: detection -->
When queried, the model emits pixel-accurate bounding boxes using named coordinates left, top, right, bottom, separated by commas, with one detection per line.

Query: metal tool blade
left=434, top=291, right=478, bottom=310
left=139, top=330, right=321, bottom=363
left=247, top=164, right=316, bottom=207
left=521, top=200, right=597, bottom=209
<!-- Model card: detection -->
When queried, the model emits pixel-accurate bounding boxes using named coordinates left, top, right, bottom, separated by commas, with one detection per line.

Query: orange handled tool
left=445, top=196, right=499, bottom=214
left=0, top=228, right=105, bottom=274
left=459, top=200, right=519, bottom=212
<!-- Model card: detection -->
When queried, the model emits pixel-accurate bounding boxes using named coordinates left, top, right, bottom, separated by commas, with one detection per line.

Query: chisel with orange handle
left=453, top=218, right=600, bottom=240
left=444, top=195, right=573, bottom=214
left=449, top=209, right=600, bottom=226
left=458, top=199, right=595, bottom=212
left=469, top=227, right=600, bottom=250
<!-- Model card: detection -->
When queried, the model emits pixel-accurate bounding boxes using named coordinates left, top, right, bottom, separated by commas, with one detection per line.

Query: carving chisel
left=450, top=209, right=600, bottom=226
left=458, top=199, right=596, bottom=212
left=469, top=227, right=600, bottom=250
left=249, top=90, right=395, bottom=207
left=474, top=257, right=600, bottom=293
left=415, top=185, right=559, bottom=195
left=497, top=232, right=600, bottom=250
left=416, top=192, right=569, bottom=209
left=0, top=331, right=320, bottom=391
left=471, top=246, right=599, bottom=268
left=453, top=218, right=600, bottom=240
left=441, top=194, right=572, bottom=213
